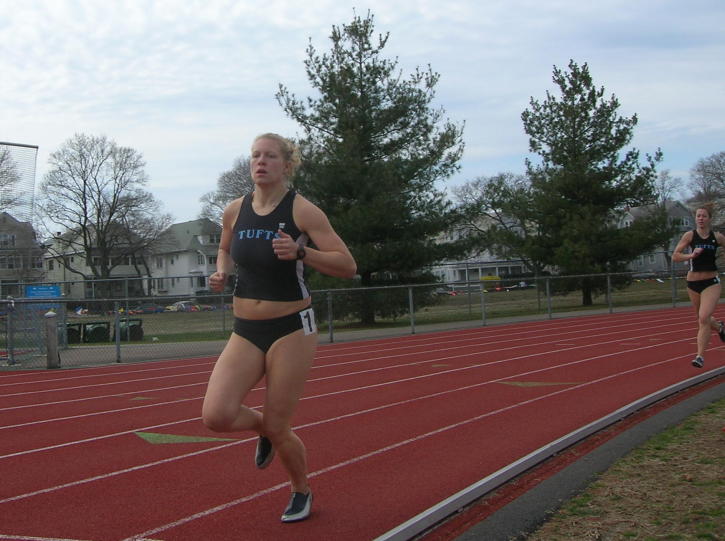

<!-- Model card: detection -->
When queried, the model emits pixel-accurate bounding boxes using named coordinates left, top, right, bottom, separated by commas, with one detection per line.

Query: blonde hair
left=696, top=203, right=715, bottom=218
left=252, top=133, right=302, bottom=179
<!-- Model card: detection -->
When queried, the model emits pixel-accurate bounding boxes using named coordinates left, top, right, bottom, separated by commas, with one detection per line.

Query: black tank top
left=230, top=190, right=310, bottom=301
left=689, top=229, right=718, bottom=272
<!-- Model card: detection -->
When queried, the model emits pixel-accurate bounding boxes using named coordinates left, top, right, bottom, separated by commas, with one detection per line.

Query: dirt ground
left=525, top=397, right=724, bottom=540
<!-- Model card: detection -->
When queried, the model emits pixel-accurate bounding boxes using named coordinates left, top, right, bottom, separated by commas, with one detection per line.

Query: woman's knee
left=262, top=416, right=293, bottom=443
left=202, top=404, right=237, bottom=432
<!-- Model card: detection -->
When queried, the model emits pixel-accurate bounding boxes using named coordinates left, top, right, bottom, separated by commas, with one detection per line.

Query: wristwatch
left=296, top=246, right=306, bottom=260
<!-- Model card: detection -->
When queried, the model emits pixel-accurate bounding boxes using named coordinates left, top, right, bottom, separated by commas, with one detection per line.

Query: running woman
left=202, top=133, right=356, bottom=522
left=672, top=204, right=725, bottom=368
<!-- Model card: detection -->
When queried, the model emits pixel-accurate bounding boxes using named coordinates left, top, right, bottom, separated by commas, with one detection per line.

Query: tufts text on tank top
left=238, top=229, right=280, bottom=241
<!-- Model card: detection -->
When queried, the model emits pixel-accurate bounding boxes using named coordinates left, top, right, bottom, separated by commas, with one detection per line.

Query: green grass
left=27, top=277, right=719, bottom=348
left=527, top=398, right=725, bottom=540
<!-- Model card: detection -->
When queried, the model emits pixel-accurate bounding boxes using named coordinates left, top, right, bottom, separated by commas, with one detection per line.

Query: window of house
left=197, top=277, right=206, bottom=288
left=155, top=258, right=163, bottom=268
left=48, top=260, right=55, bottom=271
left=208, top=256, right=217, bottom=265
left=0, top=234, right=15, bottom=248
left=0, top=257, right=18, bottom=269
left=197, top=254, right=205, bottom=265
left=210, top=233, right=221, bottom=244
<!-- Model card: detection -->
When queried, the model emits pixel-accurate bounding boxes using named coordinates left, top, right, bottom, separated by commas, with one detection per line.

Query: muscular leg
left=202, top=333, right=267, bottom=433
left=262, top=329, right=317, bottom=493
left=689, top=283, right=722, bottom=357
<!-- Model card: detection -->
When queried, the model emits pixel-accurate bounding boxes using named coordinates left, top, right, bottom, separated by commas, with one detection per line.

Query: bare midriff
left=233, top=297, right=312, bottom=320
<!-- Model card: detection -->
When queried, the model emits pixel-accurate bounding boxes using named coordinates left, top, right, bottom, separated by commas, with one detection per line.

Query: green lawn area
left=55, top=277, right=713, bottom=344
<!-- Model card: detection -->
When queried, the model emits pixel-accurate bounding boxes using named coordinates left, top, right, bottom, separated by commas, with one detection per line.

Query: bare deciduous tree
left=0, top=148, right=22, bottom=211
left=688, top=151, right=725, bottom=214
left=199, top=157, right=253, bottom=224
left=39, top=134, right=172, bottom=293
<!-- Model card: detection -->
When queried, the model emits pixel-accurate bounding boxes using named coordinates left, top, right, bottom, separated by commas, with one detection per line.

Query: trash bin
left=115, top=318, right=144, bottom=341
left=66, top=323, right=82, bottom=344
left=84, top=322, right=110, bottom=343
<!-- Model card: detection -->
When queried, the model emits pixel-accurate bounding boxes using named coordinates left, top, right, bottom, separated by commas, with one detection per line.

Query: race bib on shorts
left=299, top=307, right=317, bottom=335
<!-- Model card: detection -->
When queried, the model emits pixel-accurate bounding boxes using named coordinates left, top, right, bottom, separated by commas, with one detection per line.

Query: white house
left=619, top=200, right=693, bottom=275
left=148, top=219, right=221, bottom=298
left=433, top=200, right=695, bottom=284
left=44, top=218, right=222, bottom=300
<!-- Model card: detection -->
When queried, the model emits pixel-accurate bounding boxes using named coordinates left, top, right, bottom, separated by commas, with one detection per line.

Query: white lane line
left=122, top=353, right=695, bottom=541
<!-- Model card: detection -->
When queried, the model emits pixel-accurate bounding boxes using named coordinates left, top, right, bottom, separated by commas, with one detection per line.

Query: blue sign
left=24, top=285, right=61, bottom=311
left=25, top=285, right=61, bottom=298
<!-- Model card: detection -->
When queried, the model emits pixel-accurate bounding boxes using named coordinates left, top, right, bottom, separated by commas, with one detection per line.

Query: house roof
left=626, top=200, right=690, bottom=219
left=0, top=211, right=34, bottom=232
left=158, top=219, right=221, bottom=255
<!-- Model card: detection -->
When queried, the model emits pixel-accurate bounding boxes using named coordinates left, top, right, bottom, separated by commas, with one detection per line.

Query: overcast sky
left=2, top=0, right=724, bottom=224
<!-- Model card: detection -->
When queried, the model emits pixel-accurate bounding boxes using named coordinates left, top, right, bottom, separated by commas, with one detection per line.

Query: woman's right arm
left=209, top=199, right=242, bottom=292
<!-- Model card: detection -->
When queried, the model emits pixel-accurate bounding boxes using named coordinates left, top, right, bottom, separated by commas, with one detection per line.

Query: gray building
left=0, top=212, right=45, bottom=295
left=621, top=200, right=693, bottom=275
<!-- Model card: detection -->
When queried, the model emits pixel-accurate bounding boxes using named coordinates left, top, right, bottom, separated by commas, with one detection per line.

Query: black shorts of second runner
left=687, top=276, right=721, bottom=294
left=233, top=308, right=317, bottom=353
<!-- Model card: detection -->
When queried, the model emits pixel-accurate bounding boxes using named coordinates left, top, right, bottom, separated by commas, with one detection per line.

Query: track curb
left=375, top=369, right=725, bottom=541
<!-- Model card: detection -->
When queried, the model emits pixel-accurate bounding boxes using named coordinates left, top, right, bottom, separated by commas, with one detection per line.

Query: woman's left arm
left=716, top=232, right=725, bottom=249
left=273, top=197, right=357, bottom=279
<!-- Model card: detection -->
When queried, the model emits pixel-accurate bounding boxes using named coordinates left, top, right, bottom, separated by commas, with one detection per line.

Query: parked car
left=132, top=303, right=165, bottom=314
left=164, top=301, right=200, bottom=312
left=434, top=286, right=461, bottom=296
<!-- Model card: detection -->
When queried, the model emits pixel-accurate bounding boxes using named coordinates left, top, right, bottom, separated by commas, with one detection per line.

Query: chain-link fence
left=1, top=268, right=715, bottom=370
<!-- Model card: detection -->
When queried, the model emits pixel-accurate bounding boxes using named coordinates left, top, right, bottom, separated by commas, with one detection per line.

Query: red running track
left=0, top=307, right=723, bottom=541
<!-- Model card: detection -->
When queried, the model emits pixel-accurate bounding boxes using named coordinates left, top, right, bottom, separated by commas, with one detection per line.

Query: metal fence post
left=220, top=293, right=226, bottom=332
left=408, top=287, right=416, bottom=335
left=607, top=273, right=613, bottom=313
left=327, top=290, right=334, bottom=343
left=671, top=262, right=677, bottom=307
left=480, top=283, right=486, bottom=326
left=45, top=310, right=60, bottom=369
left=7, top=297, right=15, bottom=365
left=114, top=301, right=121, bottom=363
left=546, top=278, right=552, bottom=319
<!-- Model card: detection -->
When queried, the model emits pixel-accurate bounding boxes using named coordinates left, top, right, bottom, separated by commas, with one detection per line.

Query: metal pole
left=327, top=291, right=334, bottom=343
left=671, top=262, right=677, bottom=307
left=408, top=287, right=415, bottom=335
left=607, top=273, right=613, bottom=313
left=220, top=292, right=226, bottom=332
left=114, top=301, right=121, bottom=363
left=45, top=310, right=60, bottom=369
left=124, top=280, right=130, bottom=341
left=465, top=262, right=472, bottom=316
left=546, top=278, right=552, bottom=319
left=7, top=297, right=15, bottom=365
left=480, top=283, right=486, bottom=326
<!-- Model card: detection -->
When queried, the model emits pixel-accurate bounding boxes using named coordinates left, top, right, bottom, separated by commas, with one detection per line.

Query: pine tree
left=276, top=11, right=467, bottom=323
left=521, top=60, right=669, bottom=305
